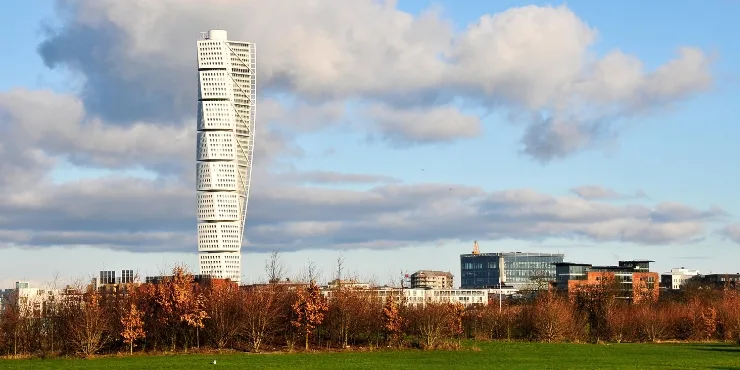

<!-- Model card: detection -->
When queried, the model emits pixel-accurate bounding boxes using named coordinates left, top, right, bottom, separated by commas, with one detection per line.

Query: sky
left=1, top=0, right=739, bottom=288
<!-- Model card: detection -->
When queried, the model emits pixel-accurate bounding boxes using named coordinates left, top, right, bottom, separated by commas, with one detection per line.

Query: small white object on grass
left=212, top=360, right=217, bottom=365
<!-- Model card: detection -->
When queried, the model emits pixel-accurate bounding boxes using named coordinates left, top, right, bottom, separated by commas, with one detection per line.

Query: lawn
left=2, top=342, right=739, bottom=369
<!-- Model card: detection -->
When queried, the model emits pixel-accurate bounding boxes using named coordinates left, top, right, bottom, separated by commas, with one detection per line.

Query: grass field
left=2, top=342, right=739, bottom=369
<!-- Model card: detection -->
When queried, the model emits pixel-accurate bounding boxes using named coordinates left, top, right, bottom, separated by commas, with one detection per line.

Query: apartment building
left=410, top=270, right=453, bottom=290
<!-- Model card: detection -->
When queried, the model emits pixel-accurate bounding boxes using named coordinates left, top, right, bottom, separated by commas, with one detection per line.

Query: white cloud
left=367, top=104, right=483, bottom=144
left=38, top=0, right=713, bottom=158
left=0, top=1, right=726, bottom=255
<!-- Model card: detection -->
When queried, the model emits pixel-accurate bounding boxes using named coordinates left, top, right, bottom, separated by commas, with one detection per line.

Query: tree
left=448, top=302, right=465, bottom=346
left=63, top=288, right=113, bottom=356
left=528, top=292, right=573, bottom=343
left=153, top=266, right=208, bottom=351
left=265, top=250, right=288, bottom=284
left=0, top=291, right=21, bottom=357
left=206, top=281, right=243, bottom=349
left=242, top=286, right=282, bottom=352
left=120, top=302, right=146, bottom=354
left=382, top=294, right=403, bottom=347
left=699, top=306, right=718, bottom=341
left=291, top=282, right=328, bottom=350
left=409, top=303, right=451, bottom=349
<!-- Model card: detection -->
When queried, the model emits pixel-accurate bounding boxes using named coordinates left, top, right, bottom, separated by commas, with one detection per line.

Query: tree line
left=1, top=266, right=740, bottom=358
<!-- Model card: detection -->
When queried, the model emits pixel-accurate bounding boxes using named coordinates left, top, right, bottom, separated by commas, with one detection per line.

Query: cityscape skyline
left=1, top=1, right=740, bottom=288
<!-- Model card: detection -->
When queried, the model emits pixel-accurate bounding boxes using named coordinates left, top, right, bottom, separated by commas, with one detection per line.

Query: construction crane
left=472, top=240, right=480, bottom=255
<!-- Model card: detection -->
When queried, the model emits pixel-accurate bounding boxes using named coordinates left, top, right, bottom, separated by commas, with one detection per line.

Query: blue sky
left=1, top=0, right=739, bottom=287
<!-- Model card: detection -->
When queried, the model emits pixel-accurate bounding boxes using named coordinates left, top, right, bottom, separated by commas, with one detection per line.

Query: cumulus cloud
left=0, top=0, right=726, bottom=255
left=570, top=186, right=648, bottom=200
left=367, top=104, right=483, bottom=145
left=37, top=0, right=712, bottom=158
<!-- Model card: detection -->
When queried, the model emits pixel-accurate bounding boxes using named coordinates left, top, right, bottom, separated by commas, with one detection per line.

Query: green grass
left=2, top=342, right=739, bottom=369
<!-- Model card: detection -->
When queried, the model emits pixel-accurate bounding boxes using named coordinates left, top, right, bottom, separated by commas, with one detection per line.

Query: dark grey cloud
left=0, top=175, right=724, bottom=253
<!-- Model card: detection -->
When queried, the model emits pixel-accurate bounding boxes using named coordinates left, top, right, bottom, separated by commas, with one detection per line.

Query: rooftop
left=461, top=252, right=565, bottom=257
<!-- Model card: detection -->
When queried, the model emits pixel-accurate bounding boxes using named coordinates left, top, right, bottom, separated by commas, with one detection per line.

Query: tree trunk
left=130, top=341, right=133, bottom=355
left=305, top=332, right=309, bottom=350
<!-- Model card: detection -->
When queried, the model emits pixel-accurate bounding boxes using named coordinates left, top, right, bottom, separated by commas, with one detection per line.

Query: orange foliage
left=120, top=302, right=145, bottom=354
left=291, top=282, right=328, bottom=350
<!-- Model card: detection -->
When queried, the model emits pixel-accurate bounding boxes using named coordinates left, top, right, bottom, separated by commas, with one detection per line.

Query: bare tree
left=298, top=260, right=322, bottom=285
left=335, top=253, right=346, bottom=284
left=265, top=250, right=288, bottom=284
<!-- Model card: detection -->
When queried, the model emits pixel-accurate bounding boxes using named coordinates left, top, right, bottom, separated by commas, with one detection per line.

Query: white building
left=662, top=267, right=700, bottom=290
left=5, top=282, right=61, bottom=317
left=322, top=287, right=489, bottom=307
left=196, top=30, right=257, bottom=284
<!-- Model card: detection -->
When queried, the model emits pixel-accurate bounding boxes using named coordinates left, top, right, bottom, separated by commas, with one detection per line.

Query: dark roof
left=553, top=262, right=592, bottom=267
left=590, top=266, right=634, bottom=271
left=619, top=260, right=655, bottom=263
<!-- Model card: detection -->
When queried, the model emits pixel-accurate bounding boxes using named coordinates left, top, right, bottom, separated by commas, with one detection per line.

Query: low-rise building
left=325, top=279, right=371, bottom=289
left=410, top=270, right=454, bottom=290
left=689, top=273, right=740, bottom=289
left=553, top=260, right=660, bottom=303
left=660, top=267, right=700, bottom=290
left=321, top=286, right=488, bottom=307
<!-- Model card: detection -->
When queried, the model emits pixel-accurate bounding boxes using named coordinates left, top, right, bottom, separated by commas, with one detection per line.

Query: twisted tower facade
left=196, top=30, right=256, bottom=284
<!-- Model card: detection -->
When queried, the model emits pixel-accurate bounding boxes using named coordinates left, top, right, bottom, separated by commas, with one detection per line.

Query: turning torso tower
left=196, top=30, right=256, bottom=284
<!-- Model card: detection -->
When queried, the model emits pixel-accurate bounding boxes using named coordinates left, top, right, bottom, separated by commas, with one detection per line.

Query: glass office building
left=460, top=252, right=565, bottom=290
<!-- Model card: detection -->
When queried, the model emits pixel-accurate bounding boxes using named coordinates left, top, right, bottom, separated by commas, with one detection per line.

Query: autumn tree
left=62, top=288, right=113, bottom=357
left=0, top=291, right=21, bottom=357
left=527, top=292, right=573, bottom=343
left=291, top=282, right=329, bottom=350
left=205, top=281, right=243, bottom=349
left=699, top=306, right=718, bottom=341
left=633, top=302, right=668, bottom=342
left=571, top=276, right=620, bottom=342
left=120, top=302, right=146, bottom=354
left=242, top=285, right=282, bottom=352
left=153, top=267, right=208, bottom=351
left=409, top=303, right=452, bottom=349
left=382, top=294, right=403, bottom=347
left=448, top=302, right=465, bottom=346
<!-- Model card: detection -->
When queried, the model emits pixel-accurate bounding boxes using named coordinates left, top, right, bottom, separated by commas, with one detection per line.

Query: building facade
left=660, top=267, right=700, bottom=290
left=460, top=252, right=564, bottom=290
left=99, top=270, right=116, bottom=285
left=410, top=270, right=453, bottom=290
left=321, top=287, right=488, bottom=307
left=689, top=273, right=740, bottom=289
left=553, top=260, right=660, bottom=303
left=196, top=29, right=257, bottom=284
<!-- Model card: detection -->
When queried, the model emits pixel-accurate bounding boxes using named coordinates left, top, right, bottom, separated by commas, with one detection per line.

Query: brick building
left=553, top=260, right=659, bottom=303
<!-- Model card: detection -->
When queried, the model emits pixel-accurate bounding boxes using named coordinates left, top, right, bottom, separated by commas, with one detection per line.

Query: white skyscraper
left=196, top=30, right=256, bottom=284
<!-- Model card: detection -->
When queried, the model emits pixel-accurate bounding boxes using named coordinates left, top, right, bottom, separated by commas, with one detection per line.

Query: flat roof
left=619, top=260, right=655, bottom=263
left=553, top=262, right=592, bottom=267
left=460, top=252, right=565, bottom=257
left=590, top=266, right=634, bottom=271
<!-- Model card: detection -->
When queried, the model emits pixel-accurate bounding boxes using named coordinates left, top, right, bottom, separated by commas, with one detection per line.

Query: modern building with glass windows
left=196, top=30, right=257, bottom=284
left=460, top=252, right=565, bottom=290
left=553, top=260, right=660, bottom=303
